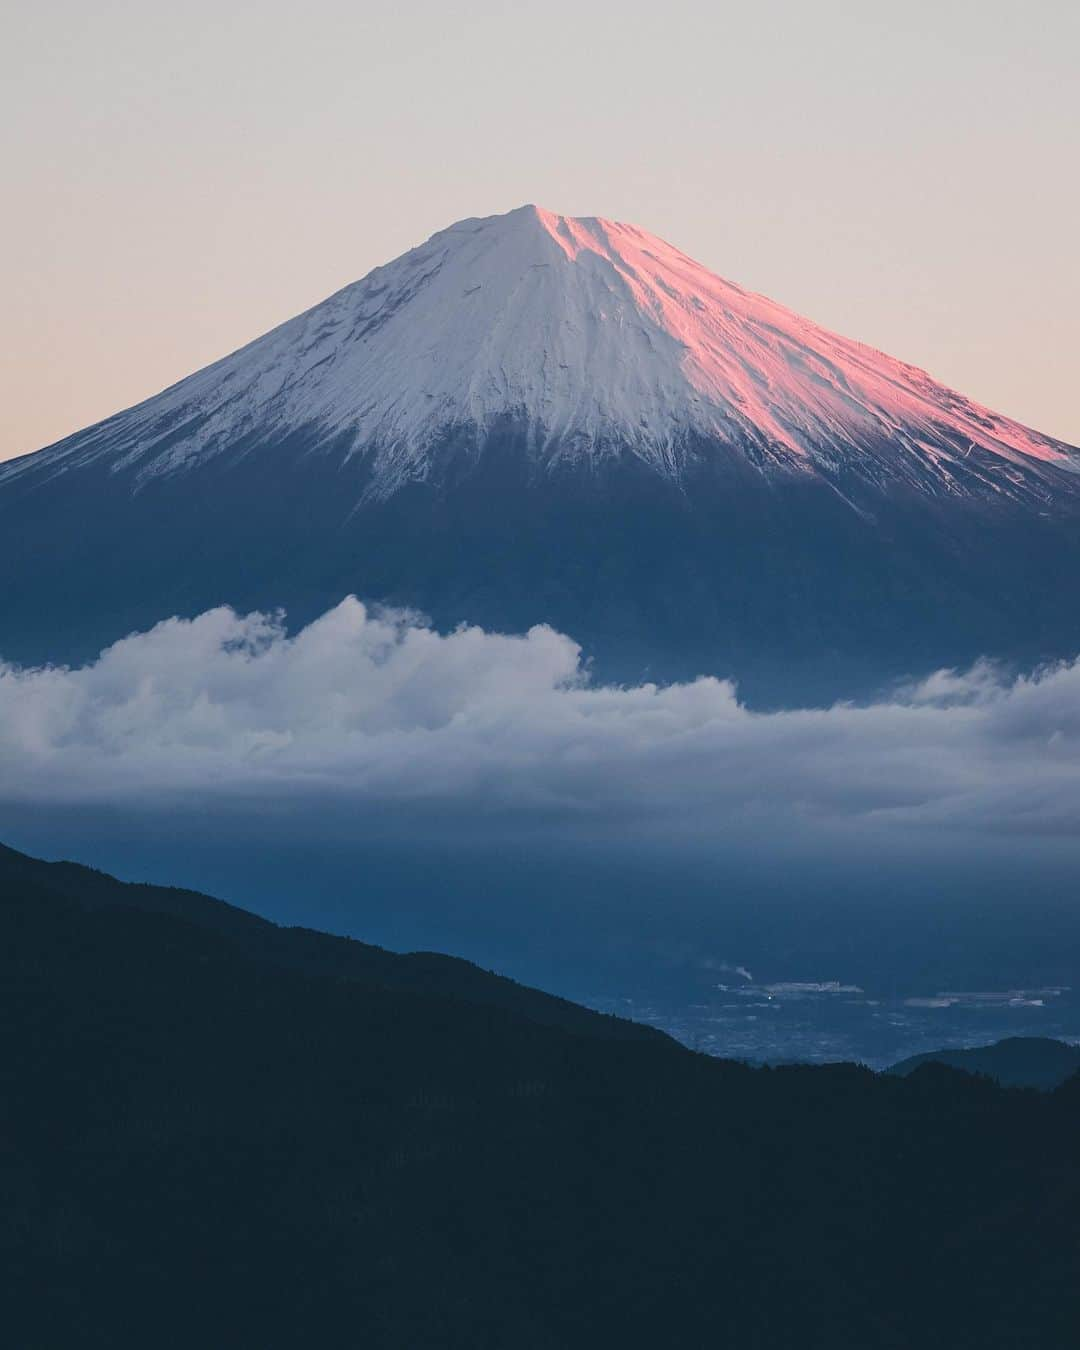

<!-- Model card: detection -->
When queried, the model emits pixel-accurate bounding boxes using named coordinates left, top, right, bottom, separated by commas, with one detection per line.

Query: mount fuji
left=4, top=204, right=1080, bottom=701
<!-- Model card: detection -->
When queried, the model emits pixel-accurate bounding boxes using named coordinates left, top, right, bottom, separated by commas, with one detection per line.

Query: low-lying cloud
left=2, top=597, right=1079, bottom=839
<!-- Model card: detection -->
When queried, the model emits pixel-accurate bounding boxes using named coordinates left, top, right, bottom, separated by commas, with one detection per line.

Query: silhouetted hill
left=2, top=844, right=1078, bottom=1347
left=889, top=1036, right=1080, bottom=1090
left=0, top=841, right=661, bottom=1045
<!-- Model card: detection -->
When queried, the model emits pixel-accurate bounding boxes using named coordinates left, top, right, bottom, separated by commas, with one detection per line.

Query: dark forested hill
left=889, top=1036, right=1080, bottom=1090
left=0, top=842, right=660, bottom=1045
left=1, top=843, right=1078, bottom=1348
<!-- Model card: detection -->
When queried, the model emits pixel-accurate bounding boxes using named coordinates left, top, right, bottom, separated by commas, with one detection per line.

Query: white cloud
left=2, top=597, right=1079, bottom=839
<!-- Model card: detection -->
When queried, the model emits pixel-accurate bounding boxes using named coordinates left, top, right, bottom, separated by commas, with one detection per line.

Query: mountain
left=0, top=841, right=659, bottom=1044
left=4, top=205, right=1080, bottom=700
left=889, top=1036, right=1080, bottom=1090
left=4, top=840, right=1080, bottom=1348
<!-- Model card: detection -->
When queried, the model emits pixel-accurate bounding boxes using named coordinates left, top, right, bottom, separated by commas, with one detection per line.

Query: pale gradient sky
left=3, top=0, right=1077, bottom=462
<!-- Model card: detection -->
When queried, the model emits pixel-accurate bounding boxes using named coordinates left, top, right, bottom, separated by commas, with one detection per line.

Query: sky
left=3, top=1, right=1080, bottom=1044
left=3, top=0, right=1078, bottom=462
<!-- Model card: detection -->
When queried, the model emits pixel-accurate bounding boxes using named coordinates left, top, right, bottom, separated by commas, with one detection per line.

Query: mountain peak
left=5, top=206, right=1080, bottom=691
left=5, top=206, right=1077, bottom=504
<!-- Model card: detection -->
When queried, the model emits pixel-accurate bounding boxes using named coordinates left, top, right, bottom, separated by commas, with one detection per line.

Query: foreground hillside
left=0, top=843, right=659, bottom=1045
left=2, top=844, right=1078, bottom=1348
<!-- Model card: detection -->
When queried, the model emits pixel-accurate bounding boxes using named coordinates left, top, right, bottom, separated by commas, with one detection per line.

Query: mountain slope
left=3, top=840, right=1080, bottom=1348
left=3, top=206, right=1080, bottom=699
left=889, top=1036, right=1080, bottom=1090
left=5, top=205, right=1074, bottom=500
left=0, top=841, right=661, bottom=1044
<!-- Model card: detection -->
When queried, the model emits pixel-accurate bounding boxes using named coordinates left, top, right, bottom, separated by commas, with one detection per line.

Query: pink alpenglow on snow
left=6, top=205, right=1075, bottom=503
left=531, top=206, right=1071, bottom=469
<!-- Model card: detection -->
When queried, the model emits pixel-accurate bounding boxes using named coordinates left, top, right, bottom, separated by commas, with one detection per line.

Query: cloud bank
left=2, top=597, right=1079, bottom=839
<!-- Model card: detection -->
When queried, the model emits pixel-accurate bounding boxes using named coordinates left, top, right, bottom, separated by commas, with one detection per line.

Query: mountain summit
left=6, top=204, right=1074, bottom=503
left=3, top=206, right=1080, bottom=699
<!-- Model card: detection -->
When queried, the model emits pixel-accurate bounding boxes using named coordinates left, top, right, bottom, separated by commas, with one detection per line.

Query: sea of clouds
left=1, top=596, right=1078, bottom=839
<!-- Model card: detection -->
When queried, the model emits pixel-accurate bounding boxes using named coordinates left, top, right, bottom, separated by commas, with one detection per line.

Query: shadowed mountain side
left=5, top=435, right=1080, bottom=703
left=2, top=843, right=1079, bottom=1347
left=0, top=842, right=662, bottom=1045
left=889, top=1036, right=1080, bottom=1090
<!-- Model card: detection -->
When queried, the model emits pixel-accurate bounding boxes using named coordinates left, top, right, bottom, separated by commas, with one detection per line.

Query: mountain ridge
left=4, top=205, right=1080, bottom=700
left=0, top=840, right=662, bottom=1045
left=4, top=837, right=1080, bottom=1347
left=889, top=1035, right=1080, bottom=1090
left=5, top=204, right=1076, bottom=504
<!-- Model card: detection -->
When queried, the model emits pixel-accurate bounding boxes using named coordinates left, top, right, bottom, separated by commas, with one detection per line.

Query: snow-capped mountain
left=3, top=205, right=1080, bottom=701
left=5, top=204, right=1074, bottom=502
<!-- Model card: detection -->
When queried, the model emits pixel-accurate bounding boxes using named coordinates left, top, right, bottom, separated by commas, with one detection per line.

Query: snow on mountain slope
left=4, top=204, right=1077, bottom=504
